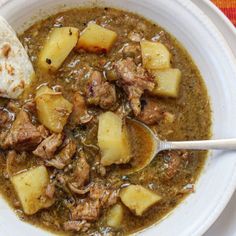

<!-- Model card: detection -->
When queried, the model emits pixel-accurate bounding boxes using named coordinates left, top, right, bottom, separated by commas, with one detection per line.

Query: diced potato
left=77, top=23, right=117, bottom=53
left=120, top=185, right=162, bottom=216
left=35, top=86, right=73, bottom=133
left=152, top=68, right=182, bottom=98
left=98, top=112, right=131, bottom=166
left=106, top=204, right=123, bottom=228
left=38, top=27, right=79, bottom=72
left=141, top=40, right=171, bottom=70
left=11, top=166, right=54, bottom=215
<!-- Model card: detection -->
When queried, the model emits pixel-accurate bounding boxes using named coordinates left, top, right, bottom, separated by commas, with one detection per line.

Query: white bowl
left=1, top=0, right=236, bottom=236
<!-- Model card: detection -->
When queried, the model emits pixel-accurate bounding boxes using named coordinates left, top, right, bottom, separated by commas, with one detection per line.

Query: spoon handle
left=160, top=139, right=236, bottom=151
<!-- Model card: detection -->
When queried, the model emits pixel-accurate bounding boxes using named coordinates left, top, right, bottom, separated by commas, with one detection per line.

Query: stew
left=0, top=7, right=211, bottom=235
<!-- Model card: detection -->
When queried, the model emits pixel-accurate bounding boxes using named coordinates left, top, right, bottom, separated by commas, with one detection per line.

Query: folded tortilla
left=0, top=16, right=34, bottom=99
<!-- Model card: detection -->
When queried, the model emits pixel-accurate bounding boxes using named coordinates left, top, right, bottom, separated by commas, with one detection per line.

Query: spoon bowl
left=126, top=119, right=236, bottom=173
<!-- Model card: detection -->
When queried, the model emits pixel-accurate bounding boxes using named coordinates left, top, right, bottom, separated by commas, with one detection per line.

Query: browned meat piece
left=72, top=200, right=100, bottom=221
left=64, top=220, right=91, bottom=232
left=46, top=139, right=77, bottom=169
left=71, top=92, right=93, bottom=124
left=45, top=183, right=56, bottom=199
left=86, top=71, right=116, bottom=109
left=3, top=110, right=43, bottom=151
left=23, top=100, right=36, bottom=113
left=33, top=133, right=63, bottom=159
left=6, top=100, right=20, bottom=113
left=73, top=155, right=90, bottom=187
left=137, top=98, right=163, bottom=125
left=115, top=58, right=155, bottom=115
left=37, top=125, right=49, bottom=139
left=90, top=183, right=119, bottom=207
left=70, top=183, right=119, bottom=222
left=164, top=151, right=182, bottom=179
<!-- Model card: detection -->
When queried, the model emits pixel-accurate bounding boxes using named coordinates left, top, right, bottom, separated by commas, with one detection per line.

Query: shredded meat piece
left=90, top=183, right=119, bottom=207
left=46, top=139, right=77, bottom=169
left=33, top=133, right=63, bottom=159
left=7, top=101, right=19, bottom=113
left=68, top=183, right=92, bottom=195
left=2, top=110, right=43, bottom=151
left=72, top=200, right=100, bottom=221
left=71, top=183, right=118, bottom=222
left=64, top=220, right=91, bottom=232
left=137, top=97, right=163, bottom=125
left=164, top=151, right=183, bottom=179
left=37, top=125, right=49, bottom=139
left=115, top=58, right=155, bottom=115
left=23, top=100, right=36, bottom=113
left=45, top=184, right=55, bottom=199
left=73, top=154, right=90, bottom=187
left=71, top=92, right=93, bottom=124
left=86, top=71, right=116, bottom=109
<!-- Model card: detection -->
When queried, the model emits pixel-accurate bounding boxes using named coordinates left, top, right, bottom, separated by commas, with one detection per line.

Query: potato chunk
left=98, top=112, right=130, bottom=166
left=107, top=204, right=123, bottom=228
left=38, top=27, right=79, bottom=72
left=141, top=40, right=171, bottom=70
left=120, top=185, right=162, bottom=216
left=36, top=86, right=73, bottom=133
left=152, top=68, right=182, bottom=98
left=77, top=23, right=117, bottom=53
left=11, top=166, right=54, bottom=215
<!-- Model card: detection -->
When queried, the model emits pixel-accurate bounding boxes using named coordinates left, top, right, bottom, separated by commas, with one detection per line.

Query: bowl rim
left=167, top=1, right=236, bottom=235
left=0, top=0, right=236, bottom=236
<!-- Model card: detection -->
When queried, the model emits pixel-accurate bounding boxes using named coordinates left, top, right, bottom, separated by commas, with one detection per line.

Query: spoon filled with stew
left=123, top=118, right=236, bottom=174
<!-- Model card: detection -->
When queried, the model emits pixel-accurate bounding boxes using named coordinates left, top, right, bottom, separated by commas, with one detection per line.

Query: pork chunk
left=46, top=139, right=77, bottom=169
left=90, top=183, right=119, bottom=207
left=115, top=58, right=155, bottom=115
left=137, top=97, right=163, bottom=125
left=71, top=92, right=93, bottom=125
left=3, top=110, right=43, bottom=151
left=164, top=151, right=183, bottom=180
left=72, top=200, right=100, bottom=221
left=86, top=71, right=116, bottom=109
left=73, top=155, right=90, bottom=187
left=64, top=220, right=91, bottom=232
left=45, top=183, right=56, bottom=199
left=33, top=133, right=63, bottom=159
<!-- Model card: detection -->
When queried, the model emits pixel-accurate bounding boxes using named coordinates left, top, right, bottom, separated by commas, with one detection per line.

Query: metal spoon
left=126, top=119, right=236, bottom=173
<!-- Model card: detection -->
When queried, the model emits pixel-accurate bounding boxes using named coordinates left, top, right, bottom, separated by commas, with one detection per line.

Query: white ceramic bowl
left=0, top=0, right=236, bottom=236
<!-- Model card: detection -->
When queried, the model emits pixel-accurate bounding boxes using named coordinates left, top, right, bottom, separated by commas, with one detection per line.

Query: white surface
left=0, top=1, right=236, bottom=236
left=191, top=1, right=236, bottom=236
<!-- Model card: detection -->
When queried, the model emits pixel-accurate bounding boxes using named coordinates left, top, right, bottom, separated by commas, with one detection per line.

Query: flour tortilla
left=0, top=16, right=34, bottom=99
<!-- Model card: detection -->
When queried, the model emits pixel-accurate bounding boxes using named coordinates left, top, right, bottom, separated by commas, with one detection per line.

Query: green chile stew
left=0, top=7, right=211, bottom=236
